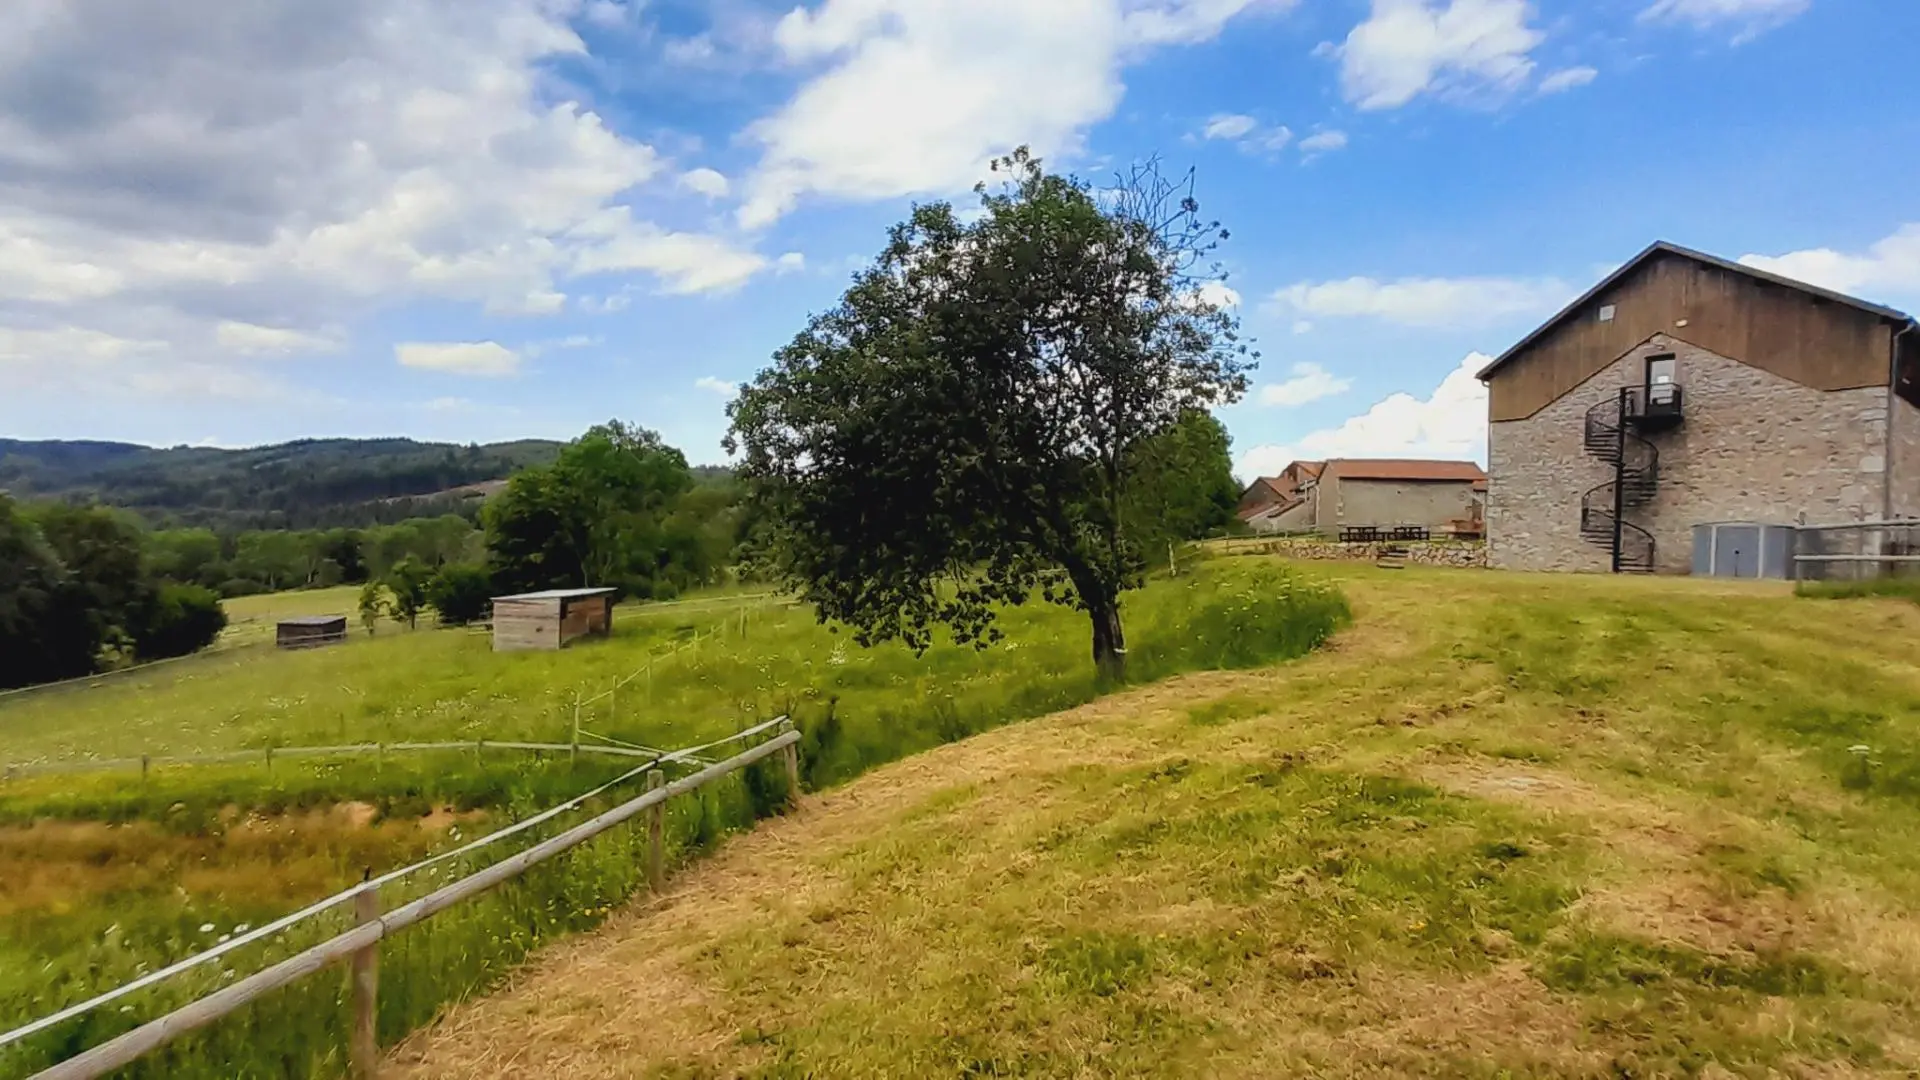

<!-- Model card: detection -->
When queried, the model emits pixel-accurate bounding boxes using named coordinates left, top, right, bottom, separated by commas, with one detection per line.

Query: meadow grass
left=0, top=560, right=1349, bottom=1078
left=1796, top=576, right=1920, bottom=603
left=390, top=562, right=1920, bottom=1079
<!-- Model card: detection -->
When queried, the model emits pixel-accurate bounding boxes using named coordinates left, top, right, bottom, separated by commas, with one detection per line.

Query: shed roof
left=278, top=615, right=348, bottom=627
left=1476, top=241, right=1916, bottom=381
left=491, top=587, right=619, bottom=602
left=1322, top=458, right=1487, bottom=483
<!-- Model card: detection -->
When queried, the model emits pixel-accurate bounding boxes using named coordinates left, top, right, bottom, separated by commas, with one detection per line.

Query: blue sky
left=3, top=0, right=1917, bottom=480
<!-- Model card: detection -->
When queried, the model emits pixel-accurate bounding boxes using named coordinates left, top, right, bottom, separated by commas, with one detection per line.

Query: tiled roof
left=1323, top=458, right=1487, bottom=483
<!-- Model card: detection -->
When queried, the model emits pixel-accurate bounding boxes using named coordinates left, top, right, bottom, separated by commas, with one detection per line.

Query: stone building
left=1241, top=458, right=1485, bottom=537
left=1479, top=241, right=1920, bottom=574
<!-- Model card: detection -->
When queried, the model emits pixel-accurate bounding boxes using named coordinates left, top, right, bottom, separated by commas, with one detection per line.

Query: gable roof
left=1476, top=241, right=1916, bottom=382
left=1322, top=458, right=1486, bottom=483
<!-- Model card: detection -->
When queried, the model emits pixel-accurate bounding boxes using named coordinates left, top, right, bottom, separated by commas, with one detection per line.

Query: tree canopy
left=0, top=496, right=227, bottom=689
left=729, top=149, right=1252, bottom=678
left=484, top=421, right=727, bottom=598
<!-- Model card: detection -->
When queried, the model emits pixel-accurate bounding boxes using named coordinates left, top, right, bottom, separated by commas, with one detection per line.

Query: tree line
left=0, top=496, right=229, bottom=690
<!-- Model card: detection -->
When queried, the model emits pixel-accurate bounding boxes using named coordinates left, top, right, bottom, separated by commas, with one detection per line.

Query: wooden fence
left=8, top=718, right=801, bottom=1080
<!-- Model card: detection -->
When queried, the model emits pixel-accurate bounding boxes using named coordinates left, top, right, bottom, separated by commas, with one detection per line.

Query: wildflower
left=199, top=923, right=216, bottom=934
left=233, top=924, right=250, bottom=934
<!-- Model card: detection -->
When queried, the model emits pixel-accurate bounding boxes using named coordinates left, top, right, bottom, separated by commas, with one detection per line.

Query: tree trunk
left=1088, top=594, right=1127, bottom=683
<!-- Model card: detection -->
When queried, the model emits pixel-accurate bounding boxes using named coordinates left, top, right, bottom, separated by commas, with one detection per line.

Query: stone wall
left=1216, top=538, right=1487, bottom=568
left=1488, top=333, right=1891, bottom=573
left=1893, top=394, right=1920, bottom=520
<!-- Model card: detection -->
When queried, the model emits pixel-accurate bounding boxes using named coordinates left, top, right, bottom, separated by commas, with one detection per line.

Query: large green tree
left=728, top=150, right=1253, bottom=678
left=484, top=421, right=695, bottom=594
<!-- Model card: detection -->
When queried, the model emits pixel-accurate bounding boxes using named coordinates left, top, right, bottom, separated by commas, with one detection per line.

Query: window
left=1598, top=304, right=1616, bottom=323
left=1645, top=353, right=1677, bottom=405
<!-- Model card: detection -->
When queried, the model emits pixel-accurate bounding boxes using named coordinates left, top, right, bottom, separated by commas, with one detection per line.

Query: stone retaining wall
left=1209, top=538, right=1487, bottom=568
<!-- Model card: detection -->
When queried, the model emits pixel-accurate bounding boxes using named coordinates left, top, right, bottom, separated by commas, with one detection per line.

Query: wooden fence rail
left=27, top=722, right=801, bottom=1080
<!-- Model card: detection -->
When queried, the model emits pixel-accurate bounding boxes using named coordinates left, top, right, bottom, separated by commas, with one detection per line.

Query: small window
left=1598, top=304, right=1616, bottom=323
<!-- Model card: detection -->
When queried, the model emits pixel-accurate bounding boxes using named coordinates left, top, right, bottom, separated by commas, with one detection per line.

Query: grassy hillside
left=0, top=562, right=1347, bottom=1078
left=392, top=563, right=1920, bottom=1079
left=0, top=437, right=564, bottom=528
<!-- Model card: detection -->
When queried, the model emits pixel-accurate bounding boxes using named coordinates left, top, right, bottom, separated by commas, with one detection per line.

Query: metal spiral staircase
left=1580, top=385, right=1683, bottom=573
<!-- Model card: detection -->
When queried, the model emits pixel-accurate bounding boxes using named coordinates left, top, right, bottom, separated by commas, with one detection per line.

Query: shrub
left=130, top=583, right=228, bottom=660
left=216, top=578, right=266, bottom=598
left=427, top=564, right=494, bottom=625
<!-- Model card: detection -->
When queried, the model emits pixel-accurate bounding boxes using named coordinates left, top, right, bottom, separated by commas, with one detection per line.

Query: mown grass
left=390, top=563, right=1920, bottom=1079
left=0, top=561, right=1349, bottom=1078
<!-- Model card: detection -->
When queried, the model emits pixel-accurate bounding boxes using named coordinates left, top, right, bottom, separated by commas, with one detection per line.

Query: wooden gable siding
left=1489, top=250, right=1896, bottom=422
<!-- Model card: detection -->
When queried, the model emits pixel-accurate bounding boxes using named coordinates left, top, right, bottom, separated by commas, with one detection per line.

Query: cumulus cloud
left=1334, top=0, right=1544, bottom=110
left=1538, top=66, right=1598, bottom=94
left=396, top=341, right=522, bottom=377
left=1271, top=273, right=1572, bottom=328
left=1640, top=0, right=1810, bottom=41
left=1258, top=362, right=1353, bottom=407
left=1739, top=225, right=1920, bottom=303
left=678, top=167, right=732, bottom=199
left=1202, top=114, right=1259, bottom=140
left=1236, top=352, right=1490, bottom=478
left=694, top=375, right=737, bottom=396
left=736, top=0, right=1292, bottom=227
left=0, top=0, right=773, bottom=409
left=1297, top=130, right=1350, bottom=155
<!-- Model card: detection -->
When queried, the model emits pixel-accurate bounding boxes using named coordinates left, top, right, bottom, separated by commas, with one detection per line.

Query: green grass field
left=387, top=562, right=1920, bottom=1079
left=0, top=561, right=1348, bottom=1078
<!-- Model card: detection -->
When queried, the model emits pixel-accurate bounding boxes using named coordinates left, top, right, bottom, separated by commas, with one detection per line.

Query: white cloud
left=694, top=376, right=737, bottom=396
left=1538, top=66, right=1598, bottom=94
left=1335, top=0, right=1544, bottom=110
left=737, top=0, right=1291, bottom=227
left=1298, top=129, right=1349, bottom=155
left=396, top=341, right=521, bottom=377
left=214, top=321, right=337, bottom=356
left=679, top=167, right=732, bottom=199
left=1203, top=114, right=1259, bottom=140
left=520, top=333, right=602, bottom=358
left=0, top=0, right=775, bottom=411
left=1236, top=351, right=1490, bottom=477
left=1739, top=225, right=1920, bottom=303
left=1271, top=273, right=1571, bottom=328
left=1199, top=113, right=1293, bottom=154
left=583, top=1, right=631, bottom=28
left=1196, top=281, right=1242, bottom=308
left=1292, top=319, right=1314, bottom=334
left=1258, top=362, right=1353, bottom=407
left=569, top=211, right=773, bottom=294
left=776, top=252, right=808, bottom=273
left=1639, top=0, right=1809, bottom=41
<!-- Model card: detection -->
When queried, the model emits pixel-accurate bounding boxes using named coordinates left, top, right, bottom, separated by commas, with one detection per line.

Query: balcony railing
left=1623, top=383, right=1684, bottom=430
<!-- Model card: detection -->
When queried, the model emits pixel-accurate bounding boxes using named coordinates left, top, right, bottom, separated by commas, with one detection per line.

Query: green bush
left=129, top=584, right=228, bottom=661
left=426, top=564, right=494, bottom=625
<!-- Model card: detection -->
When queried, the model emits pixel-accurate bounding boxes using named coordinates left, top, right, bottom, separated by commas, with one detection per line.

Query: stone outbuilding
left=1240, top=458, right=1485, bottom=538
left=1478, top=241, right=1920, bottom=574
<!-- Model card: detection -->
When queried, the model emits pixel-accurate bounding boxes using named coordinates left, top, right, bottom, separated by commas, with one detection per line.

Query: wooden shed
left=489, top=588, right=617, bottom=652
left=276, top=616, right=348, bottom=650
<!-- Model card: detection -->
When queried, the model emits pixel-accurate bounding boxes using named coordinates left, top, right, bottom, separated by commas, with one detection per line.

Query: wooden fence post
left=780, top=720, right=801, bottom=809
left=647, top=770, right=666, bottom=893
left=570, top=699, right=581, bottom=770
left=140, top=755, right=150, bottom=784
left=265, top=746, right=273, bottom=776
left=350, top=883, right=380, bottom=1079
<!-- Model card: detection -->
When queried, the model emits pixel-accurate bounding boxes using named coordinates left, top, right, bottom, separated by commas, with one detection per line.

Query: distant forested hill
left=0, top=437, right=566, bottom=528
